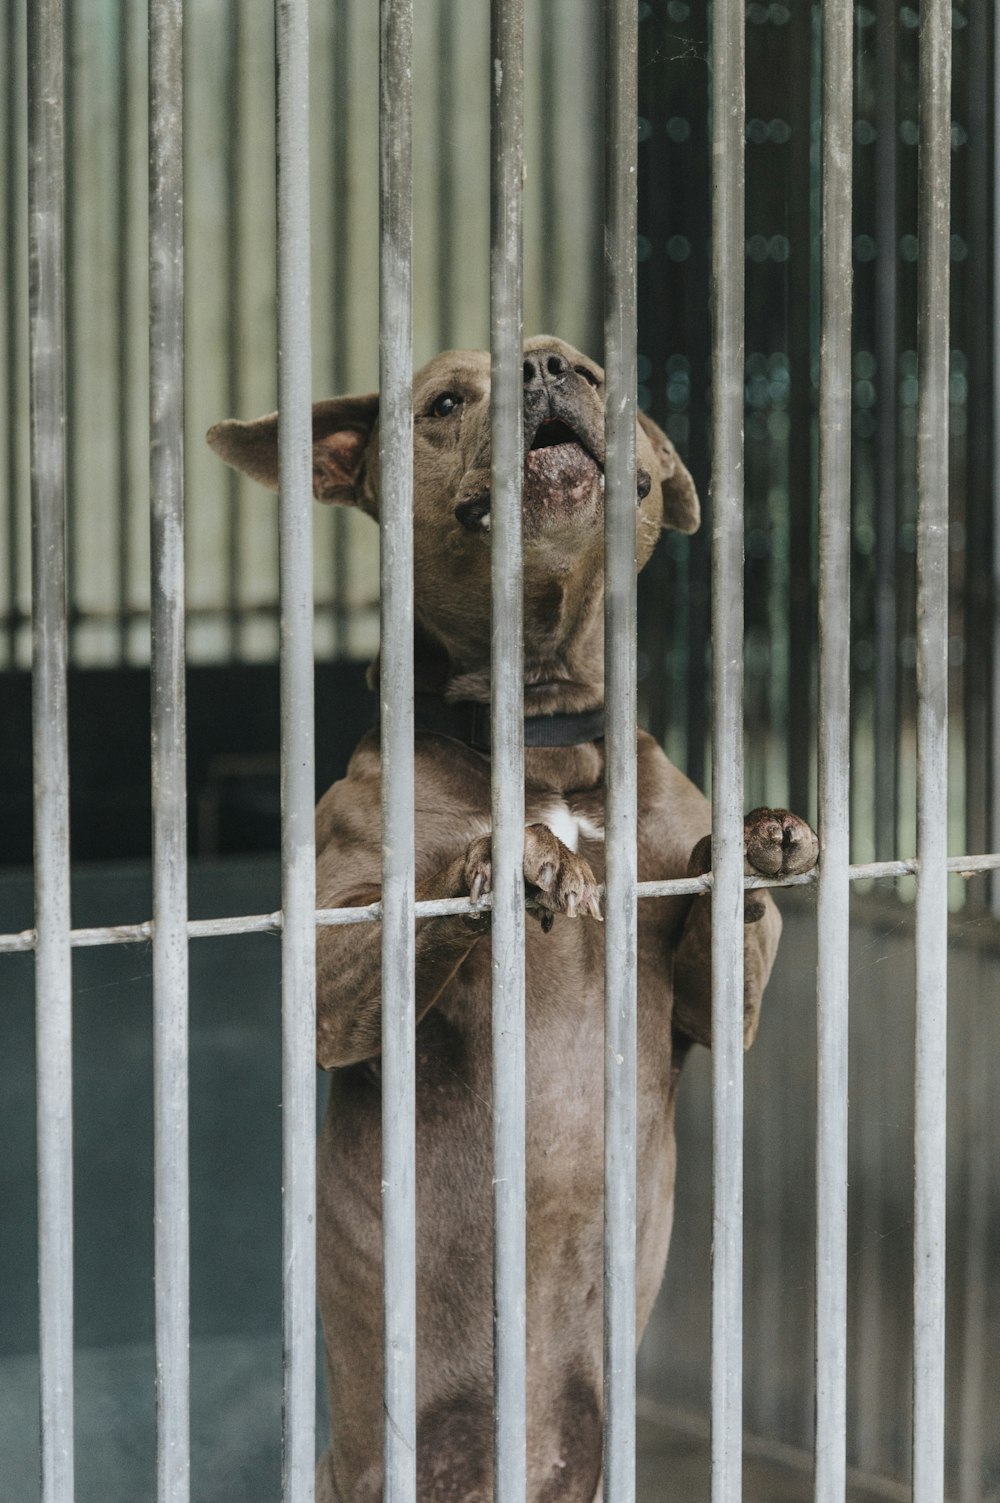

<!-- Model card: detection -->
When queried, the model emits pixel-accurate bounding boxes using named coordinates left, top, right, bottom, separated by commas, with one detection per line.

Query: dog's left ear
left=637, top=410, right=700, bottom=535
left=207, top=392, right=379, bottom=512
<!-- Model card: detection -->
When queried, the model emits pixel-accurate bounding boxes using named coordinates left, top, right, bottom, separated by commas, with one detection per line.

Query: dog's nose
left=522, top=349, right=570, bottom=389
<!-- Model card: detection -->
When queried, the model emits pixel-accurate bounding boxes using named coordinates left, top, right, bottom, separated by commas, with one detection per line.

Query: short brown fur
left=208, top=337, right=818, bottom=1502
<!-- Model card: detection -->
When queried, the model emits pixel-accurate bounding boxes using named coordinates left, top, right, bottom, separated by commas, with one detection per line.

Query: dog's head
left=208, top=336, right=698, bottom=685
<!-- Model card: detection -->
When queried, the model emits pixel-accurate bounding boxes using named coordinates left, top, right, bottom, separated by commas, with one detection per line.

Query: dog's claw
left=540, top=911, right=555, bottom=935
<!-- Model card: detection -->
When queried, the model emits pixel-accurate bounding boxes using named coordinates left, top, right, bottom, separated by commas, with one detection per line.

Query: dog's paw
left=685, top=809, right=818, bottom=924
left=743, top=807, right=818, bottom=879
left=523, top=823, right=602, bottom=928
left=461, top=827, right=602, bottom=933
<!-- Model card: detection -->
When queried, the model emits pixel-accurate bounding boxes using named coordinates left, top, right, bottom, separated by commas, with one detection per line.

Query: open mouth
left=525, top=416, right=601, bottom=470
left=454, top=414, right=649, bottom=533
left=528, top=417, right=591, bottom=454
left=522, top=416, right=603, bottom=520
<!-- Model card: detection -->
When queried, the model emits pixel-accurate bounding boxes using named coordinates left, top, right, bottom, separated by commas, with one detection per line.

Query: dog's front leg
left=316, top=853, right=489, bottom=1069
left=316, top=822, right=601, bottom=1069
left=671, top=808, right=818, bottom=1050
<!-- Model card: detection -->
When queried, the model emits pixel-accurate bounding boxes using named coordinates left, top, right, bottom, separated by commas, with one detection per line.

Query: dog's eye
left=430, top=392, right=461, bottom=418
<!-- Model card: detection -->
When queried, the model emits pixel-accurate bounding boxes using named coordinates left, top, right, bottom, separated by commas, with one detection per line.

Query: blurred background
left=0, top=1, right=997, bottom=1499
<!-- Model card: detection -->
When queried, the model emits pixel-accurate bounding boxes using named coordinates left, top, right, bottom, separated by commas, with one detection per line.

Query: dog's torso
left=208, top=336, right=813, bottom=1503
left=315, top=727, right=710, bottom=1502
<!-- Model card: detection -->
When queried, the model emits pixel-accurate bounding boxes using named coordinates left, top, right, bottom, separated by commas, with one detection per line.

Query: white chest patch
left=536, top=802, right=605, bottom=853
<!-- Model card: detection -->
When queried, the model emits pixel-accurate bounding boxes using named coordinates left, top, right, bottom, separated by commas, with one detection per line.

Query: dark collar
left=411, top=691, right=605, bottom=753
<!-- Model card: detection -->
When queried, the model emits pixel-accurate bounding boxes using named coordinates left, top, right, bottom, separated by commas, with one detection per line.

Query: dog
left=208, top=335, right=818, bottom=1502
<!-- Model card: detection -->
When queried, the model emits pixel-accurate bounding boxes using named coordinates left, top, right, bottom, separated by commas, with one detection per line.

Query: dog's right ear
left=206, top=393, right=379, bottom=511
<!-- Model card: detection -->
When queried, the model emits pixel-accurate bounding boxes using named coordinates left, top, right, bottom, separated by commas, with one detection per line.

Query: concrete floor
left=0, top=1342, right=903, bottom=1503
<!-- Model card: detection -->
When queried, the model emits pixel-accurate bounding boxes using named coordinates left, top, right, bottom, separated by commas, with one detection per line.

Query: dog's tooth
left=480, top=512, right=491, bottom=531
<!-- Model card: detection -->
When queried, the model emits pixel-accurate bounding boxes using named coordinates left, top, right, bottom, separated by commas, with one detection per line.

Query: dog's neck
left=418, top=584, right=606, bottom=715
left=368, top=607, right=605, bottom=716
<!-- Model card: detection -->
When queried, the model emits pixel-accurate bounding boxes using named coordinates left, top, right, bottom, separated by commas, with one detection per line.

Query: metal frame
left=12, top=0, right=993, bottom=1500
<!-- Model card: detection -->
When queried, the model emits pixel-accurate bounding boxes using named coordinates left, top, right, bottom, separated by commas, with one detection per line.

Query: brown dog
left=208, top=336, right=818, bottom=1503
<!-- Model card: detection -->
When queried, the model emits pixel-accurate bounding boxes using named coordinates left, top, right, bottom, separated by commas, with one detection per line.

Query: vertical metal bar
left=62, top=0, right=77, bottom=662
left=379, top=3, right=416, bottom=1500
left=274, top=1, right=317, bottom=1496
left=962, top=0, right=991, bottom=902
left=873, top=0, right=898, bottom=864
left=912, top=0, right=951, bottom=1497
left=538, top=1, right=557, bottom=325
left=957, top=992, right=989, bottom=1503
left=117, top=0, right=132, bottom=662
left=490, top=2, right=525, bottom=1500
left=330, top=0, right=351, bottom=655
left=602, top=3, right=638, bottom=1501
left=149, top=3, right=189, bottom=1499
left=709, top=0, right=745, bottom=1496
left=815, top=2, right=852, bottom=1498
left=224, top=0, right=243, bottom=660
left=992, top=3, right=1000, bottom=922
left=4, top=0, right=22, bottom=664
left=27, top=0, right=74, bottom=1496
left=786, top=0, right=815, bottom=825
left=435, top=0, right=456, bottom=351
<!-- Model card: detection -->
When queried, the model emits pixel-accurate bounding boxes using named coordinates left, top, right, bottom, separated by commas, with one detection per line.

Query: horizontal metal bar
left=3, top=852, right=1000, bottom=956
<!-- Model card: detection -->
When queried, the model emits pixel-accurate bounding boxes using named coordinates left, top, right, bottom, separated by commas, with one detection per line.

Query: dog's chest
left=527, top=794, right=605, bottom=865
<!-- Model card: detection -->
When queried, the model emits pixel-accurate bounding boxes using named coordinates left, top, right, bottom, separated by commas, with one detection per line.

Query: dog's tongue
left=523, top=441, right=600, bottom=511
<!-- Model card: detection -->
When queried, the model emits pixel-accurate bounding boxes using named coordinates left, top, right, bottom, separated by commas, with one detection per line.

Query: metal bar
left=538, top=0, right=557, bottom=324
left=435, top=0, right=456, bottom=351
left=379, top=3, right=416, bottom=1500
left=993, top=1, right=1000, bottom=923
left=274, top=0, right=317, bottom=1495
left=963, top=0, right=992, bottom=905
left=815, top=2, right=852, bottom=1497
left=149, top=1, right=189, bottom=1498
left=330, top=0, right=351, bottom=655
left=62, top=0, right=77, bottom=661
left=709, top=0, right=745, bottom=1494
left=873, top=0, right=898, bottom=864
left=27, top=0, right=74, bottom=1495
left=785, top=0, right=816, bottom=827
left=4, top=851, right=1000, bottom=957
left=490, top=3, right=526, bottom=1500
left=912, top=0, right=951, bottom=1497
left=117, top=0, right=132, bottom=662
left=957, top=990, right=989, bottom=1503
left=603, top=2, right=638, bottom=1499
left=224, top=0, right=243, bottom=661
left=4, top=0, right=22, bottom=664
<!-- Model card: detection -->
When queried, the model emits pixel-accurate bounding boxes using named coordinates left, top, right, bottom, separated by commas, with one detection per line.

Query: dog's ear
left=207, top=393, right=379, bottom=510
left=637, top=410, right=700, bottom=535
